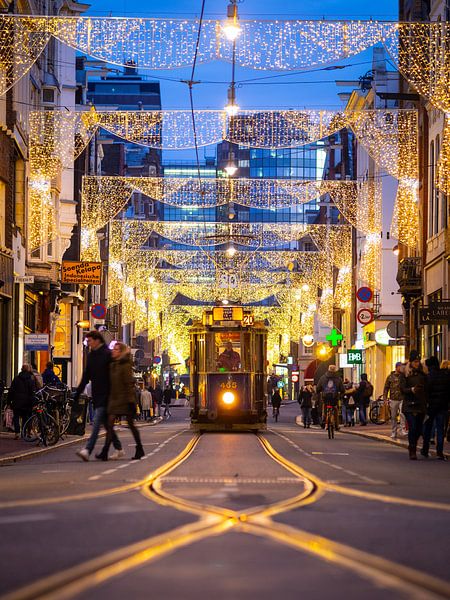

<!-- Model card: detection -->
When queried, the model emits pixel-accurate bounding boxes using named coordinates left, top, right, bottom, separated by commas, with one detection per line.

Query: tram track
left=3, top=432, right=450, bottom=600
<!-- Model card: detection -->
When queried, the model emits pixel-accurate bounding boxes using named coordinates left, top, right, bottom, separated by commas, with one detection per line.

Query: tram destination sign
left=419, top=302, right=450, bottom=325
left=61, top=261, right=102, bottom=285
left=212, top=307, right=244, bottom=323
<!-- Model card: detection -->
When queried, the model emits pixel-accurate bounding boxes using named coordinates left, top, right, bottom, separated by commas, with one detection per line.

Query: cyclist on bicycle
left=271, top=389, right=282, bottom=418
left=316, top=365, right=344, bottom=431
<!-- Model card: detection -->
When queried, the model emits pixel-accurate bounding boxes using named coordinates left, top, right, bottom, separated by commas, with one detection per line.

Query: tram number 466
left=220, top=381, right=237, bottom=389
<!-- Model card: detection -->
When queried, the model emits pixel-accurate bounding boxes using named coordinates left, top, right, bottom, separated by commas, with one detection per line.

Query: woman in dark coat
left=9, top=364, right=36, bottom=438
left=401, top=352, right=428, bottom=460
left=98, top=343, right=144, bottom=461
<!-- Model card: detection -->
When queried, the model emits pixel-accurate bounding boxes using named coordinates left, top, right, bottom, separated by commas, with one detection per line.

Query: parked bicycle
left=22, top=389, right=59, bottom=446
left=369, top=396, right=391, bottom=425
left=45, top=384, right=72, bottom=436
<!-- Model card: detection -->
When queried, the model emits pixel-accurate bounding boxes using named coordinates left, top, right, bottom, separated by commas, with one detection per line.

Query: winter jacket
left=426, top=367, right=450, bottom=413
left=354, top=380, right=373, bottom=406
left=298, top=386, right=313, bottom=408
left=163, top=388, right=172, bottom=405
left=316, top=372, right=345, bottom=403
left=401, top=366, right=428, bottom=415
left=271, top=390, right=282, bottom=407
left=9, top=371, right=36, bottom=411
left=108, top=356, right=136, bottom=416
left=383, top=372, right=405, bottom=403
left=153, top=386, right=163, bottom=405
left=42, top=368, right=60, bottom=387
left=76, top=343, right=112, bottom=408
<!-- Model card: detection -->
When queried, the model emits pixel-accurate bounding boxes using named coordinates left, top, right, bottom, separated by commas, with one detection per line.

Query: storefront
left=363, top=320, right=405, bottom=398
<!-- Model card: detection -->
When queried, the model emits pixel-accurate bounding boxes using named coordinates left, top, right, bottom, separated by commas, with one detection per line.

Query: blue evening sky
left=84, top=0, right=398, bottom=159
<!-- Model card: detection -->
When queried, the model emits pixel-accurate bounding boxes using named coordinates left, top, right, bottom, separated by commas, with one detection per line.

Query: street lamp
left=222, top=0, right=241, bottom=41
left=224, top=83, right=240, bottom=116
left=226, top=243, right=237, bottom=257
left=392, top=244, right=399, bottom=256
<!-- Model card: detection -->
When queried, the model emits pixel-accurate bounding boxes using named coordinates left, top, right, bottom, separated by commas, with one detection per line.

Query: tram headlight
left=222, top=391, right=236, bottom=405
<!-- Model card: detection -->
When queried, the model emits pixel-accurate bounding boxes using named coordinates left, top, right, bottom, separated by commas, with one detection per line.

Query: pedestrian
left=42, top=361, right=61, bottom=386
left=163, top=385, right=172, bottom=419
left=30, top=362, right=43, bottom=390
left=421, top=356, right=449, bottom=460
left=401, top=351, right=428, bottom=460
left=75, top=331, right=123, bottom=462
left=8, top=365, right=36, bottom=439
left=140, top=387, right=153, bottom=421
left=153, top=383, right=163, bottom=417
left=96, top=342, right=145, bottom=461
left=353, top=373, right=373, bottom=426
left=383, top=362, right=407, bottom=439
left=316, top=365, right=344, bottom=431
left=342, top=379, right=356, bottom=427
left=298, top=382, right=313, bottom=428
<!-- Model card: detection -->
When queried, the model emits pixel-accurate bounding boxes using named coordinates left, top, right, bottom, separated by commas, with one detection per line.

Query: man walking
left=75, top=331, right=123, bottom=461
left=163, top=385, right=172, bottom=419
left=354, top=373, right=373, bottom=426
left=383, top=362, right=406, bottom=439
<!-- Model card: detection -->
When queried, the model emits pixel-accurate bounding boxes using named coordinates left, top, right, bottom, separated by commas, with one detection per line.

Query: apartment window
left=427, top=290, right=443, bottom=361
left=429, top=140, right=435, bottom=238
left=42, top=88, right=55, bottom=104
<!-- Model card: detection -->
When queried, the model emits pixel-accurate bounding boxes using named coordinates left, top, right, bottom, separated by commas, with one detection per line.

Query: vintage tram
left=189, top=306, right=268, bottom=431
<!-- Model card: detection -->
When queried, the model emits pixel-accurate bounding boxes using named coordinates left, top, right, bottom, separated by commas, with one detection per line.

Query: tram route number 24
left=220, top=381, right=237, bottom=389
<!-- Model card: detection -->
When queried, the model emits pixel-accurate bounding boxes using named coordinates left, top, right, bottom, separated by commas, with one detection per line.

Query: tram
left=189, top=306, right=268, bottom=431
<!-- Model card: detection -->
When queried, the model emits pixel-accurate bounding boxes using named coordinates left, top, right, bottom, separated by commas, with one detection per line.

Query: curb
left=0, top=420, right=161, bottom=465
left=340, top=427, right=450, bottom=458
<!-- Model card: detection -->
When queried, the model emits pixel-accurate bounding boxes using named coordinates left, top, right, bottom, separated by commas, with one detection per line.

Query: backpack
left=362, top=382, right=373, bottom=399
left=323, top=378, right=339, bottom=402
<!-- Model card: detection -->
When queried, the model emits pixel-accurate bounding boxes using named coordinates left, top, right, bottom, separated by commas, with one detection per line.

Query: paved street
left=1, top=404, right=449, bottom=600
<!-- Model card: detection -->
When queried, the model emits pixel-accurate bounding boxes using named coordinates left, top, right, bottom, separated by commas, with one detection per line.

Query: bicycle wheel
left=22, top=414, right=40, bottom=442
left=41, top=413, right=59, bottom=446
left=59, top=405, right=72, bottom=435
left=327, top=414, right=334, bottom=439
left=370, top=403, right=388, bottom=425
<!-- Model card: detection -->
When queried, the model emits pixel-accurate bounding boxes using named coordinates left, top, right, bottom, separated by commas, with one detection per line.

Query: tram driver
left=217, top=341, right=241, bottom=371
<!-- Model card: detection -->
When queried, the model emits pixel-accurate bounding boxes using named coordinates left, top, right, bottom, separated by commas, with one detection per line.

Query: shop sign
left=14, top=275, right=34, bottom=284
left=419, top=303, right=450, bottom=325
left=347, top=349, right=363, bottom=364
left=61, top=261, right=102, bottom=285
left=25, top=333, right=49, bottom=351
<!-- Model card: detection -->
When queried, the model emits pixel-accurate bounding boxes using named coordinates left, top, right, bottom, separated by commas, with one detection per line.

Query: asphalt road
left=1, top=404, right=449, bottom=600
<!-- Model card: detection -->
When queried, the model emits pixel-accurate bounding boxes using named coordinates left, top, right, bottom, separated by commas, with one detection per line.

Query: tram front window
left=216, top=339, right=241, bottom=372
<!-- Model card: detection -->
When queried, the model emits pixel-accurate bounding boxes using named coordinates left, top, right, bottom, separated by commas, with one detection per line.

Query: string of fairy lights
left=6, top=13, right=450, bottom=364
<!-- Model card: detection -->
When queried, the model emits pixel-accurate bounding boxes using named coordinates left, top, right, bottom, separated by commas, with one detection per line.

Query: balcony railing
left=396, top=257, right=422, bottom=296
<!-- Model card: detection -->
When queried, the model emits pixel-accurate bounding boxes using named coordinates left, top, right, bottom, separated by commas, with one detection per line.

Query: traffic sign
left=356, top=286, right=373, bottom=303
left=91, top=303, right=107, bottom=319
left=357, top=308, right=374, bottom=325
left=153, top=355, right=161, bottom=365
left=386, top=320, right=405, bottom=339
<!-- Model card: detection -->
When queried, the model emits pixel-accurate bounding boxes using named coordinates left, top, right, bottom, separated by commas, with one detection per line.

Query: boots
left=408, top=445, right=417, bottom=460
left=95, top=449, right=108, bottom=461
left=132, top=444, right=145, bottom=460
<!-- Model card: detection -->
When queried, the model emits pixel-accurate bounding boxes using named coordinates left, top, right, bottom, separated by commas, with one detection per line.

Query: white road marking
left=0, top=513, right=55, bottom=524
left=311, top=452, right=350, bottom=456
left=274, top=432, right=386, bottom=485
left=117, top=463, right=130, bottom=469
left=41, top=470, right=69, bottom=473
left=101, top=469, right=117, bottom=475
left=88, top=475, right=101, bottom=481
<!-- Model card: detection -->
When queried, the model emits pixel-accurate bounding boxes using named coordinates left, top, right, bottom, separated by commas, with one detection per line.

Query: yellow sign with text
left=61, top=261, right=102, bottom=285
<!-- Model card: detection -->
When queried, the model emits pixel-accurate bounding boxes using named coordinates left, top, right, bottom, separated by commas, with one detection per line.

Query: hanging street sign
left=91, top=303, right=107, bottom=320
left=347, top=349, right=364, bottom=364
left=356, top=286, right=373, bottom=303
left=14, top=275, right=34, bottom=284
left=357, top=308, right=374, bottom=325
left=419, top=303, right=450, bottom=325
left=325, top=328, right=343, bottom=347
left=24, top=333, right=49, bottom=351
left=61, top=261, right=102, bottom=285
left=386, top=320, right=405, bottom=339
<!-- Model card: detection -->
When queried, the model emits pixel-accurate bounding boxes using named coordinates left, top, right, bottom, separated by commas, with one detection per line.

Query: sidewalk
left=294, top=417, right=449, bottom=458
left=0, top=419, right=162, bottom=464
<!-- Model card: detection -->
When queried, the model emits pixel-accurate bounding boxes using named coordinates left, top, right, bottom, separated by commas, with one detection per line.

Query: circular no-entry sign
left=357, top=308, right=374, bottom=326
left=356, top=286, right=373, bottom=303
left=91, top=303, right=107, bottom=319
